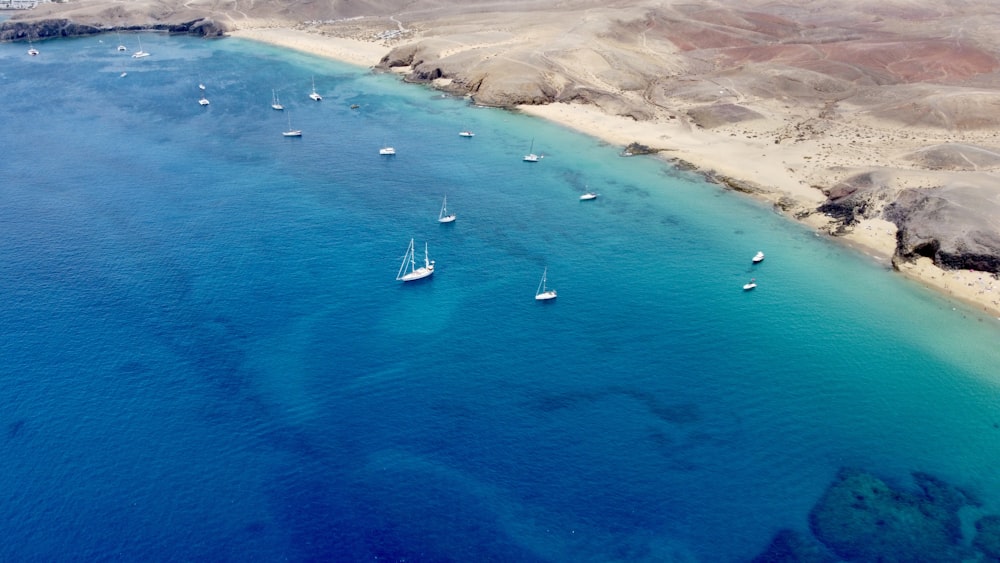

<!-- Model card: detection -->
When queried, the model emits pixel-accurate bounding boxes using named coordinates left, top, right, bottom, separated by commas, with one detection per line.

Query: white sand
left=228, top=27, right=386, bottom=68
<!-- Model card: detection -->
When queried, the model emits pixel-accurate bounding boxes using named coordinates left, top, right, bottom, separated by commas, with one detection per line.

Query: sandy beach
left=224, top=24, right=1000, bottom=320
left=229, top=27, right=386, bottom=69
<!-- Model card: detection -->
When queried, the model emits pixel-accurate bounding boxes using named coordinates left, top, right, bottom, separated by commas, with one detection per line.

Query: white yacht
left=580, top=192, right=598, bottom=201
left=535, top=268, right=557, bottom=301
left=743, top=278, right=757, bottom=291
left=283, top=113, right=302, bottom=137
left=752, top=251, right=765, bottom=263
left=397, top=239, right=435, bottom=282
left=438, top=196, right=456, bottom=223
left=271, top=89, right=284, bottom=111
left=523, top=139, right=542, bottom=162
left=459, top=130, right=475, bottom=137
left=131, top=36, right=149, bottom=58
left=309, top=77, right=322, bottom=101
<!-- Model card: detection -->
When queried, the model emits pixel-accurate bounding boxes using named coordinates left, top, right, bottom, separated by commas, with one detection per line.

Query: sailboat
left=523, top=139, right=541, bottom=162
left=282, top=113, right=302, bottom=137
left=27, top=40, right=38, bottom=56
left=271, top=89, right=284, bottom=111
left=379, top=139, right=396, bottom=155
left=131, top=36, right=150, bottom=58
left=116, top=32, right=127, bottom=52
left=437, top=196, right=456, bottom=223
left=535, top=268, right=557, bottom=301
left=309, top=76, right=322, bottom=101
left=396, top=239, right=435, bottom=282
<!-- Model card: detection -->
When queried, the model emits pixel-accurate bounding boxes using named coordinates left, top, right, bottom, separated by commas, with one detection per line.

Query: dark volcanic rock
left=808, top=468, right=975, bottom=562
left=0, top=17, right=224, bottom=41
left=884, top=186, right=1000, bottom=273
left=817, top=171, right=891, bottom=227
left=750, top=529, right=835, bottom=563
left=622, top=141, right=661, bottom=156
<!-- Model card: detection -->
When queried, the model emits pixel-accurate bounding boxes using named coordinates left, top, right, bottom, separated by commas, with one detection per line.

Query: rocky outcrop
left=808, top=468, right=977, bottom=562
left=816, top=171, right=891, bottom=227
left=0, top=18, right=225, bottom=41
left=621, top=142, right=661, bottom=156
left=884, top=186, right=1000, bottom=273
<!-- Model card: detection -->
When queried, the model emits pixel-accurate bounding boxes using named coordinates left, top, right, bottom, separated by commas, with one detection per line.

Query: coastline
left=229, top=26, right=1000, bottom=320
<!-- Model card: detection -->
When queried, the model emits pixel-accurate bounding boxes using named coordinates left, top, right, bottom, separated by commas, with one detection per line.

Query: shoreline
left=229, top=26, right=1000, bottom=321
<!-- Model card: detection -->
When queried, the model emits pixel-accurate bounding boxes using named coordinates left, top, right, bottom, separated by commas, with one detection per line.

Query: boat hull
left=535, top=291, right=557, bottom=301
left=400, top=267, right=434, bottom=282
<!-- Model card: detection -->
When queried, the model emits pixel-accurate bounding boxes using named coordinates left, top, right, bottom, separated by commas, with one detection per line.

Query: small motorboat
left=580, top=192, right=598, bottom=201
left=459, top=130, right=475, bottom=137
left=743, top=278, right=757, bottom=291
left=752, top=251, right=765, bottom=263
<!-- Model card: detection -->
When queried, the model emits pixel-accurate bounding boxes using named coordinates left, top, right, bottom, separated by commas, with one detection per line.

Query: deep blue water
left=3, top=34, right=1000, bottom=561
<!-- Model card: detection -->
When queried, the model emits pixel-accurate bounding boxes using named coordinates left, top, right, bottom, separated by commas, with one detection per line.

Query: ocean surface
left=3, top=34, right=1000, bottom=561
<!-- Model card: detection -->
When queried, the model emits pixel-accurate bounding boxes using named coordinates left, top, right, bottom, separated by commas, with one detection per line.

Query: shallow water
left=2, top=34, right=1000, bottom=561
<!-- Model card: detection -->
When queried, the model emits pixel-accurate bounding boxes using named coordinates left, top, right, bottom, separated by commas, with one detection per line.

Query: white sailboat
left=27, top=40, right=38, bottom=56
left=523, top=139, right=541, bottom=162
left=379, top=139, right=396, bottom=155
left=309, top=76, right=322, bottom=101
left=271, top=89, right=284, bottom=111
left=535, top=268, right=557, bottom=301
left=397, top=239, right=435, bottom=282
left=283, top=113, right=302, bottom=137
left=131, top=36, right=150, bottom=58
left=116, top=32, right=127, bottom=52
left=437, top=196, right=456, bottom=223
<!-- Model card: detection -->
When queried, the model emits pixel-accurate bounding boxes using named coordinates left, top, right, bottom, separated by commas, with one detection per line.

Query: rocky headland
left=6, top=0, right=1000, bottom=315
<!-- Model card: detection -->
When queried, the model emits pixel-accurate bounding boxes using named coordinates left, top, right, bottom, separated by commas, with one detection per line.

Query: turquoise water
left=3, top=33, right=1000, bottom=561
